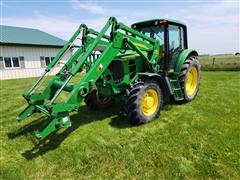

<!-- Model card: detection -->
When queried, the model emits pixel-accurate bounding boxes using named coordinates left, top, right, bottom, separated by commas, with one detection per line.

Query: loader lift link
left=17, top=17, right=200, bottom=139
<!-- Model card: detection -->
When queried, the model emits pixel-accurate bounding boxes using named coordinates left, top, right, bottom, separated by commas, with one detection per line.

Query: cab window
left=138, top=25, right=164, bottom=46
left=168, top=25, right=185, bottom=69
left=168, top=25, right=184, bottom=53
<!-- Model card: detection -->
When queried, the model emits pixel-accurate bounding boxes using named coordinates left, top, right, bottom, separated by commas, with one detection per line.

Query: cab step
left=169, top=76, right=184, bottom=101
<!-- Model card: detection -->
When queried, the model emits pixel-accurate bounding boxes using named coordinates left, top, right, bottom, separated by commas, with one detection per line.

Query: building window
left=44, top=57, right=55, bottom=66
left=4, top=57, right=11, bottom=68
left=45, top=57, right=51, bottom=66
left=3, top=57, right=21, bottom=69
left=12, top=57, right=20, bottom=67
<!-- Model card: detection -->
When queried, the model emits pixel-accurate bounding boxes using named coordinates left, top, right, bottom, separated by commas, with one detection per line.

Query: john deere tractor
left=17, top=17, right=200, bottom=139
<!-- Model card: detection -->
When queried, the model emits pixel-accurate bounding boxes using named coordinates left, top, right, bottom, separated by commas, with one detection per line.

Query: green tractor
left=17, top=17, right=201, bottom=139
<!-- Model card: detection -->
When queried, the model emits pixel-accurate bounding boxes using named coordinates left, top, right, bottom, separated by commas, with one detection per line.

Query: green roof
left=0, top=25, right=67, bottom=47
left=132, top=18, right=186, bottom=27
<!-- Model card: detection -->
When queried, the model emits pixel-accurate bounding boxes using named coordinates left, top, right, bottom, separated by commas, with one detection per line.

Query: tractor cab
left=131, top=19, right=188, bottom=71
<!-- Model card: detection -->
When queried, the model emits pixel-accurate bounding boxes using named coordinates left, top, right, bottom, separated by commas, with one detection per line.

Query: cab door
left=167, top=24, right=186, bottom=71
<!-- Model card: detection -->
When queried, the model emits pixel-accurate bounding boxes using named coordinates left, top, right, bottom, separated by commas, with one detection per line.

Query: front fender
left=138, top=73, right=165, bottom=83
left=137, top=72, right=171, bottom=102
left=175, top=49, right=198, bottom=73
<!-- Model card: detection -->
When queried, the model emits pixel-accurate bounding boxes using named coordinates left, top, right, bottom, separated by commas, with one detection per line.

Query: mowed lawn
left=0, top=72, right=239, bottom=179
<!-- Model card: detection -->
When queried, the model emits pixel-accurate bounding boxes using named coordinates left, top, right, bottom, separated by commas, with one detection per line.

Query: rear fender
left=175, top=49, right=198, bottom=73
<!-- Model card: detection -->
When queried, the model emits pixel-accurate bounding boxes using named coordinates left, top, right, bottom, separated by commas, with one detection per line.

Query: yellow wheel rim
left=141, top=89, right=159, bottom=116
left=186, top=66, right=198, bottom=97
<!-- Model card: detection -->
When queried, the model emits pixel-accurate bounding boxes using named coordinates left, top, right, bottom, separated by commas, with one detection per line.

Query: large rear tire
left=178, top=56, right=201, bottom=102
left=126, top=80, right=163, bottom=124
left=84, top=88, right=114, bottom=110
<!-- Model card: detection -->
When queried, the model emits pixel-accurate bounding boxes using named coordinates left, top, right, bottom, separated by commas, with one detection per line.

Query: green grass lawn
left=0, top=72, right=239, bottom=179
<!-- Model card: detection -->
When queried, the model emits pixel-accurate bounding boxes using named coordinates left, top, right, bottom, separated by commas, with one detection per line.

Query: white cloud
left=2, top=14, right=108, bottom=40
left=71, top=0, right=105, bottom=14
left=2, top=0, right=239, bottom=54
left=2, top=16, right=79, bottom=40
left=189, top=25, right=239, bottom=55
left=164, top=1, right=239, bottom=54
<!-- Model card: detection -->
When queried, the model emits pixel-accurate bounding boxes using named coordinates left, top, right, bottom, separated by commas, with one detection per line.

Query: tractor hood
left=116, top=50, right=145, bottom=60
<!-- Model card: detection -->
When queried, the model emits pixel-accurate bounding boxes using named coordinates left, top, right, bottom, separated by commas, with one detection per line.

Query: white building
left=0, top=25, right=72, bottom=80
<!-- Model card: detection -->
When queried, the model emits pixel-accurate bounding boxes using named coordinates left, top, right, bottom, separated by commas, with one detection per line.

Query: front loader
left=17, top=17, right=200, bottom=139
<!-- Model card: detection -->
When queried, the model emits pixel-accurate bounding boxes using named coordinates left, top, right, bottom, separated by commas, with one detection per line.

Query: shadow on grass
left=8, top=117, right=48, bottom=140
left=8, top=102, right=176, bottom=160
left=8, top=105, right=133, bottom=160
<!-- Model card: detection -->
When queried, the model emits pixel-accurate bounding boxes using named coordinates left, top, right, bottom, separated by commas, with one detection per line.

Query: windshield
left=137, top=25, right=164, bottom=46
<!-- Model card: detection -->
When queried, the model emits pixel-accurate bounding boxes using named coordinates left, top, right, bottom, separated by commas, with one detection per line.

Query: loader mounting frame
left=17, top=17, right=167, bottom=139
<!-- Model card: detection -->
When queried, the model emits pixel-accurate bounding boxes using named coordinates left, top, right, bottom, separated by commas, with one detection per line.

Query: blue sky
left=1, top=0, right=239, bottom=54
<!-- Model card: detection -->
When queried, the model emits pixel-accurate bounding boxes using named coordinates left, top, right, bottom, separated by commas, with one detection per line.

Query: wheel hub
left=141, top=89, right=159, bottom=116
left=96, top=92, right=112, bottom=105
left=186, top=66, right=198, bottom=97
left=143, top=96, right=154, bottom=108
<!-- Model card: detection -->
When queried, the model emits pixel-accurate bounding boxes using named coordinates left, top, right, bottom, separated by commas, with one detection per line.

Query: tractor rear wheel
left=178, top=56, right=201, bottom=102
left=126, top=80, right=163, bottom=124
left=84, top=88, right=114, bottom=110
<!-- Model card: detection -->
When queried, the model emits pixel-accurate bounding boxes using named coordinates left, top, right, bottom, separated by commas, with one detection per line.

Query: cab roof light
left=159, top=20, right=167, bottom=24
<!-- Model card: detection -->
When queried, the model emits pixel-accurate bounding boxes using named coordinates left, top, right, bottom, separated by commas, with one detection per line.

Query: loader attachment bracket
left=35, top=113, right=71, bottom=139
left=17, top=105, right=36, bottom=121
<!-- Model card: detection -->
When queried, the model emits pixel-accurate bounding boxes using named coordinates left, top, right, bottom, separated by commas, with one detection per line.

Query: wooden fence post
left=212, top=57, right=215, bottom=65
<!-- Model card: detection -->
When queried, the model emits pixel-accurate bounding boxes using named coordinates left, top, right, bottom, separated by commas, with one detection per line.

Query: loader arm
left=17, top=17, right=160, bottom=139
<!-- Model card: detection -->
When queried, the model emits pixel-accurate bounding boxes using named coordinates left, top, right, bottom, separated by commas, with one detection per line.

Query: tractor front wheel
left=84, top=88, right=114, bottom=110
left=126, top=80, right=163, bottom=124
